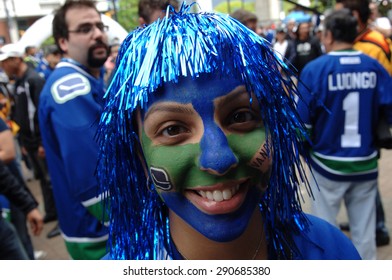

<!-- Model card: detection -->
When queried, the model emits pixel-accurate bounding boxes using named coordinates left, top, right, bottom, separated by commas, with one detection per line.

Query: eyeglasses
left=68, top=22, right=109, bottom=35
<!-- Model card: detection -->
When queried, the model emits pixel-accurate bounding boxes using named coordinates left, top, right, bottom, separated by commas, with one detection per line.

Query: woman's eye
left=229, top=111, right=254, bottom=124
left=161, top=125, right=189, bottom=137
left=224, top=108, right=263, bottom=133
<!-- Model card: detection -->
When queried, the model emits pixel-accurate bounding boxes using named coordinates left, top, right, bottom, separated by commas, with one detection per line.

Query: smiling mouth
left=196, top=185, right=240, bottom=202
left=184, top=179, right=250, bottom=215
left=190, top=178, right=250, bottom=202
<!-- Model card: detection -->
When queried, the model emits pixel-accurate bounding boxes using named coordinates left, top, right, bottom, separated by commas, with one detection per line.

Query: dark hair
left=24, top=46, right=36, bottom=55
left=138, top=0, right=179, bottom=24
left=44, top=45, right=61, bottom=56
left=230, top=9, right=258, bottom=25
left=276, top=27, right=286, bottom=33
left=341, top=0, right=371, bottom=25
left=52, top=0, right=99, bottom=54
left=324, top=8, right=358, bottom=44
left=294, top=22, right=310, bottom=36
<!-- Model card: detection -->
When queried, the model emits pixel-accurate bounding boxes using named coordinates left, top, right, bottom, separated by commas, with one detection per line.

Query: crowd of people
left=0, top=0, right=391, bottom=260
left=232, top=1, right=392, bottom=260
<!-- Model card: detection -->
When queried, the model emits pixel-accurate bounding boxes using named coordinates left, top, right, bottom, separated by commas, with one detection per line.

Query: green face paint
left=141, top=126, right=270, bottom=193
left=138, top=73, right=273, bottom=242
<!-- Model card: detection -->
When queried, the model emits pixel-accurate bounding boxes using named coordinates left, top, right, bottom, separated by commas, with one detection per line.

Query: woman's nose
left=199, top=123, right=238, bottom=175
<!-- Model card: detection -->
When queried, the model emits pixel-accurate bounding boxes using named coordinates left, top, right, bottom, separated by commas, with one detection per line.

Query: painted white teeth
left=197, top=184, right=240, bottom=202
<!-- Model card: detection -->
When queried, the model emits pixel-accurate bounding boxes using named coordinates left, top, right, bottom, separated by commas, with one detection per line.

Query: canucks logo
left=51, top=73, right=91, bottom=104
left=150, top=167, right=172, bottom=191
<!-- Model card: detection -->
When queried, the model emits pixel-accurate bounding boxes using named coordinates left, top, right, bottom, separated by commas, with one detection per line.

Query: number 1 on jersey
left=341, top=91, right=361, bottom=148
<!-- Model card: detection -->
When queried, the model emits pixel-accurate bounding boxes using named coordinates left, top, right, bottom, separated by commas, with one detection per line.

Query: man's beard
left=87, top=41, right=109, bottom=68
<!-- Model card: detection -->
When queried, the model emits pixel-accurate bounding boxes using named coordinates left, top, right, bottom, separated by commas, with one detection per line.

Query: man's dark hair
left=52, top=0, right=99, bottom=53
left=138, top=0, right=179, bottom=24
left=230, top=9, right=258, bottom=26
left=341, top=0, right=371, bottom=25
left=324, top=8, right=358, bottom=44
left=44, top=45, right=61, bottom=56
left=24, top=46, right=36, bottom=55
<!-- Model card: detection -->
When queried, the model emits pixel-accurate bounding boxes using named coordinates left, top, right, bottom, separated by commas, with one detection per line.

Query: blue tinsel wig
left=97, top=2, right=311, bottom=260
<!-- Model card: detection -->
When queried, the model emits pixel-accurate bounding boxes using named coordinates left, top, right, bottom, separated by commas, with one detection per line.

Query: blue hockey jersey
left=297, top=50, right=392, bottom=181
left=39, top=59, right=108, bottom=259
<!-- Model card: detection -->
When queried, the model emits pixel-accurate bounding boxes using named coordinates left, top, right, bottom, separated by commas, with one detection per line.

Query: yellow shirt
left=354, top=28, right=392, bottom=76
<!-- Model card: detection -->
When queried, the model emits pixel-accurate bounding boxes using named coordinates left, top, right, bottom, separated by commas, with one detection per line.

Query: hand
left=26, top=208, right=44, bottom=236
left=38, top=145, right=45, bottom=158
left=21, top=146, right=28, bottom=156
left=0, top=99, right=7, bottom=111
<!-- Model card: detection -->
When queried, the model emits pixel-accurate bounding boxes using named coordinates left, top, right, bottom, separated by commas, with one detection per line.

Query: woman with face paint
left=97, top=3, right=361, bottom=260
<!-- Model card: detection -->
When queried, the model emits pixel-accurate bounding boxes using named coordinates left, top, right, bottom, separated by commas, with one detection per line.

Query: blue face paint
left=161, top=187, right=262, bottom=242
left=142, top=73, right=268, bottom=242
left=148, top=73, right=241, bottom=175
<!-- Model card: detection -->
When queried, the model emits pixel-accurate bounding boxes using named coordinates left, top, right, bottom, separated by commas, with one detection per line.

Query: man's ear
left=324, top=30, right=334, bottom=46
left=58, top=38, right=68, bottom=54
left=138, top=17, right=146, bottom=27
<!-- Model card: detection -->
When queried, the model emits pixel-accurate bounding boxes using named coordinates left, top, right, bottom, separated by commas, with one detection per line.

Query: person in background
left=339, top=0, right=392, bottom=247
left=0, top=150, right=43, bottom=259
left=273, top=27, right=289, bottom=61
left=98, top=4, right=360, bottom=260
left=285, top=19, right=297, bottom=41
left=369, top=1, right=391, bottom=39
left=0, top=43, right=59, bottom=239
left=314, top=24, right=326, bottom=53
left=341, top=0, right=392, bottom=75
left=285, top=21, right=323, bottom=75
left=24, top=46, right=39, bottom=69
left=104, top=1, right=180, bottom=87
left=39, top=0, right=110, bottom=260
left=296, top=8, right=392, bottom=259
left=138, top=0, right=179, bottom=26
left=36, top=45, right=62, bottom=80
left=230, top=8, right=258, bottom=33
left=0, top=88, right=40, bottom=258
left=103, top=41, right=120, bottom=86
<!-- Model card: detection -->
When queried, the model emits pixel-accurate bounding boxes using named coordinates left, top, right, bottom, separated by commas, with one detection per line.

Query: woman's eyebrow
left=215, top=86, right=248, bottom=105
left=144, top=104, right=195, bottom=121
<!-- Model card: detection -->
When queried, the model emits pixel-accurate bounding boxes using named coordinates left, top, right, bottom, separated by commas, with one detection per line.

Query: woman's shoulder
left=292, top=214, right=361, bottom=260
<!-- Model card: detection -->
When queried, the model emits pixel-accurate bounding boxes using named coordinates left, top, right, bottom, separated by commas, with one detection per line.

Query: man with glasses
left=38, top=0, right=109, bottom=259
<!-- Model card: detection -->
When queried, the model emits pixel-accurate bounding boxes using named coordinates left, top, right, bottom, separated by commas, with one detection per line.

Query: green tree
left=214, top=1, right=255, bottom=14
left=378, top=1, right=391, bottom=17
left=116, top=0, right=139, bottom=32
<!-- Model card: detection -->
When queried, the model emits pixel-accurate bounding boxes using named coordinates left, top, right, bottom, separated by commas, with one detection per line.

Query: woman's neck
left=169, top=208, right=268, bottom=260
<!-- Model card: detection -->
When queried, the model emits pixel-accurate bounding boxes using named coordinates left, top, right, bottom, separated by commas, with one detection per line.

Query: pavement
left=26, top=149, right=392, bottom=260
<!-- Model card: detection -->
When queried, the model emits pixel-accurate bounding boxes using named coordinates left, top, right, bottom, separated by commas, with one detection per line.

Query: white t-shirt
left=273, top=40, right=288, bottom=61
left=375, top=17, right=391, bottom=30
